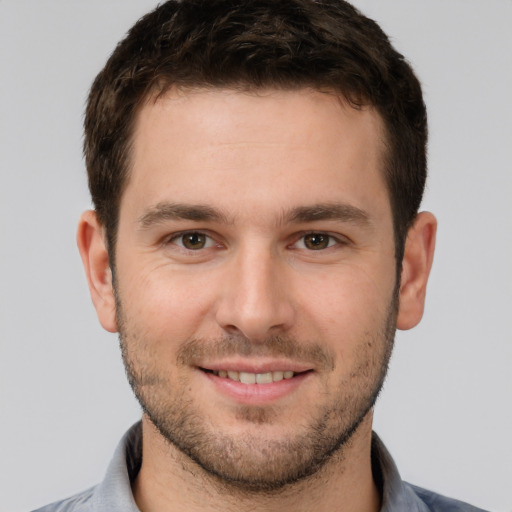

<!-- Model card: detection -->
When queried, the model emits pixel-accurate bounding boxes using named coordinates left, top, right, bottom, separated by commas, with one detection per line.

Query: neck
left=133, top=414, right=381, bottom=512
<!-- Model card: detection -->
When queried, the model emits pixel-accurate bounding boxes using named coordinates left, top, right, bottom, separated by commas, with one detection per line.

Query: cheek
left=119, top=262, right=222, bottom=342
left=296, top=264, right=395, bottom=342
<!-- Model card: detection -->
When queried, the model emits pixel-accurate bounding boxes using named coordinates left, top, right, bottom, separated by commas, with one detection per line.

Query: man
left=34, top=1, right=486, bottom=511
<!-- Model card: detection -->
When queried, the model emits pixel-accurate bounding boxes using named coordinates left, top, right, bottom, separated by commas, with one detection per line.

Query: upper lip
left=198, top=358, right=314, bottom=374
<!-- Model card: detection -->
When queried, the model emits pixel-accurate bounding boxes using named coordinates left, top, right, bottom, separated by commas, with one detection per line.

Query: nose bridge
left=215, top=241, right=294, bottom=340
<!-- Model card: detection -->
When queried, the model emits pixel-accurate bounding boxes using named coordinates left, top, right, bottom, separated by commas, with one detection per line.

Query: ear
left=396, top=211, right=437, bottom=330
left=76, top=210, right=118, bottom=333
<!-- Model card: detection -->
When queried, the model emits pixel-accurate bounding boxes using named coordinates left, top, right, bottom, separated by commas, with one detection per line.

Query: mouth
left=197, top=360, right=315, bottom=404
left=201, top=368, right=307, bottom=384
left=198, top=364, right=314, bottom=404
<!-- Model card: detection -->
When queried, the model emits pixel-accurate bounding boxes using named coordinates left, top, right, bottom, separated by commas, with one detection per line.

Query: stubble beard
left=117, top=295, right=397, bottom=493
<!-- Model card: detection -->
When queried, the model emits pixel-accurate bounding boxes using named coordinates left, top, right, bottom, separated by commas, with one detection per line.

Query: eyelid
left=159, top=229, right=350, bottom=252
left=290, top=231, right=350, bottom=250
left=164, top=230, right=219, bottom=250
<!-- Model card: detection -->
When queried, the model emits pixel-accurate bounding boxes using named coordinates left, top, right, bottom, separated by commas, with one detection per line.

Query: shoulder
left=31, top=487, right=95, bottom=512
left=31, top=422, right=142, bottom=512
left=406, top=483, right=490, bottom=512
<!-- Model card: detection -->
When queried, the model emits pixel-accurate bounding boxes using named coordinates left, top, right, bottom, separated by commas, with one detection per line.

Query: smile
left=198, top=366, right=314, bottom=403
left=210, top=370, right=296, bottom=384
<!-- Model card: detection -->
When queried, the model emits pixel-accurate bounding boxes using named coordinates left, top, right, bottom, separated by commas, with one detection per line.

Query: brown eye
left=303, top=233, right=331, bottom=250
left=181, top=232, right=207, bottom=250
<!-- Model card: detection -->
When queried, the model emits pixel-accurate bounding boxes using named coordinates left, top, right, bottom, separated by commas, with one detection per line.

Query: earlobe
left=76, top=210, right=118, bottom=333
left=396, top=211, right=437, bottom=331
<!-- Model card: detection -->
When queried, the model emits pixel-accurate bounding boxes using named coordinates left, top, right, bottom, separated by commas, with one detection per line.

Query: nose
left=214, top=244, right=295, bottom=341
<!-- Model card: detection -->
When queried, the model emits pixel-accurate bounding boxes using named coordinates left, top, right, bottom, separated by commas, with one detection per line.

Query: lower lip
left=201, top=370, right=311, bottom=405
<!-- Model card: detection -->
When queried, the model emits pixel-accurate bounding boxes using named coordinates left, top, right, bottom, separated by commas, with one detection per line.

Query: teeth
left=256, top=372, right=272, bottom=384
left=214, top=370, right=296, bottom=384
left=227, top=370, right=239, bottom=381
left=240, top=372, right=256, bottom=384
left=272, top=371, right=284, bottom=382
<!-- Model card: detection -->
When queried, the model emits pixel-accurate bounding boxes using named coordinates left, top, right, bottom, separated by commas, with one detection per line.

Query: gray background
left=1, top=1, right=511, bottom=511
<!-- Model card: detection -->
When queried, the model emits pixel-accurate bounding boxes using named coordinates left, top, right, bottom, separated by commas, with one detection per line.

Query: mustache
left=176, top=334, right=335, bottom=371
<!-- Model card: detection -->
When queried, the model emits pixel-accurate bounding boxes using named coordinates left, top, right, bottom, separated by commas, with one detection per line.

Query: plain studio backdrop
left=1, top=1, right=511, bottom=511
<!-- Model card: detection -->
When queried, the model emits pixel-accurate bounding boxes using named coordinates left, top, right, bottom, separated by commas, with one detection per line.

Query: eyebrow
left=137, top=201, right=371, bottom=230
left=285, top=203, right=371, bottom=227
left=137, top=202, right=228, bottom=229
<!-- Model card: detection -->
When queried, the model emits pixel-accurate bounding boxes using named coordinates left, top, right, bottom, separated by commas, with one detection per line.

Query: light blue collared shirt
left=33, top=422, right=488, bottom=512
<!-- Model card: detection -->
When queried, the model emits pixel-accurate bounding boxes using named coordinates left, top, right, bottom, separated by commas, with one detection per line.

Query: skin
left=78, top=88, right=436, bottom=512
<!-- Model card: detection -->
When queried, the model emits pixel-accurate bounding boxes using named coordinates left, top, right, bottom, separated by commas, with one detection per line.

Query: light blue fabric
left=32, top=422, right=488, bottom=512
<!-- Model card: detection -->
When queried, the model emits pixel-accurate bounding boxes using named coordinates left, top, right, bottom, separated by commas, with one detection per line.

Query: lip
left=197, top=360, right=313, bottom=405
left=199, top=357, right=314, bottom=374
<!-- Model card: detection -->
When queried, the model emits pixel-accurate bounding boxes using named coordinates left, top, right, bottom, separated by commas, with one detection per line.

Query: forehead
left=124, top=87, right=389, bottom=223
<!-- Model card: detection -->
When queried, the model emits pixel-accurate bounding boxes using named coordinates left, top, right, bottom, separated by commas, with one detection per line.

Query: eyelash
left=166, top=231, right=218, bottom=251
left=164, top=230, right=348, bottom=252
left=292, top=231, right=346, bottom=251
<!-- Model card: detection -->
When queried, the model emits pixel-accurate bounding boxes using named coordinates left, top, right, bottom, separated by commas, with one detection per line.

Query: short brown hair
left=84, top=0, right=427, bottom=264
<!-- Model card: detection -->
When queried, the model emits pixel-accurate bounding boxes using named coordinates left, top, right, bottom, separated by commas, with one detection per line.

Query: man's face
left=113, top=88, right=397, bottom=489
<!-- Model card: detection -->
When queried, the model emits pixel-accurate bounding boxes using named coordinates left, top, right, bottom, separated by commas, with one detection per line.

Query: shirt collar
left=91, top=422, right=427, bottom=511
left=371, top=433, right=429, bottom=512
left=91, top=422, right=141, bottom=512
